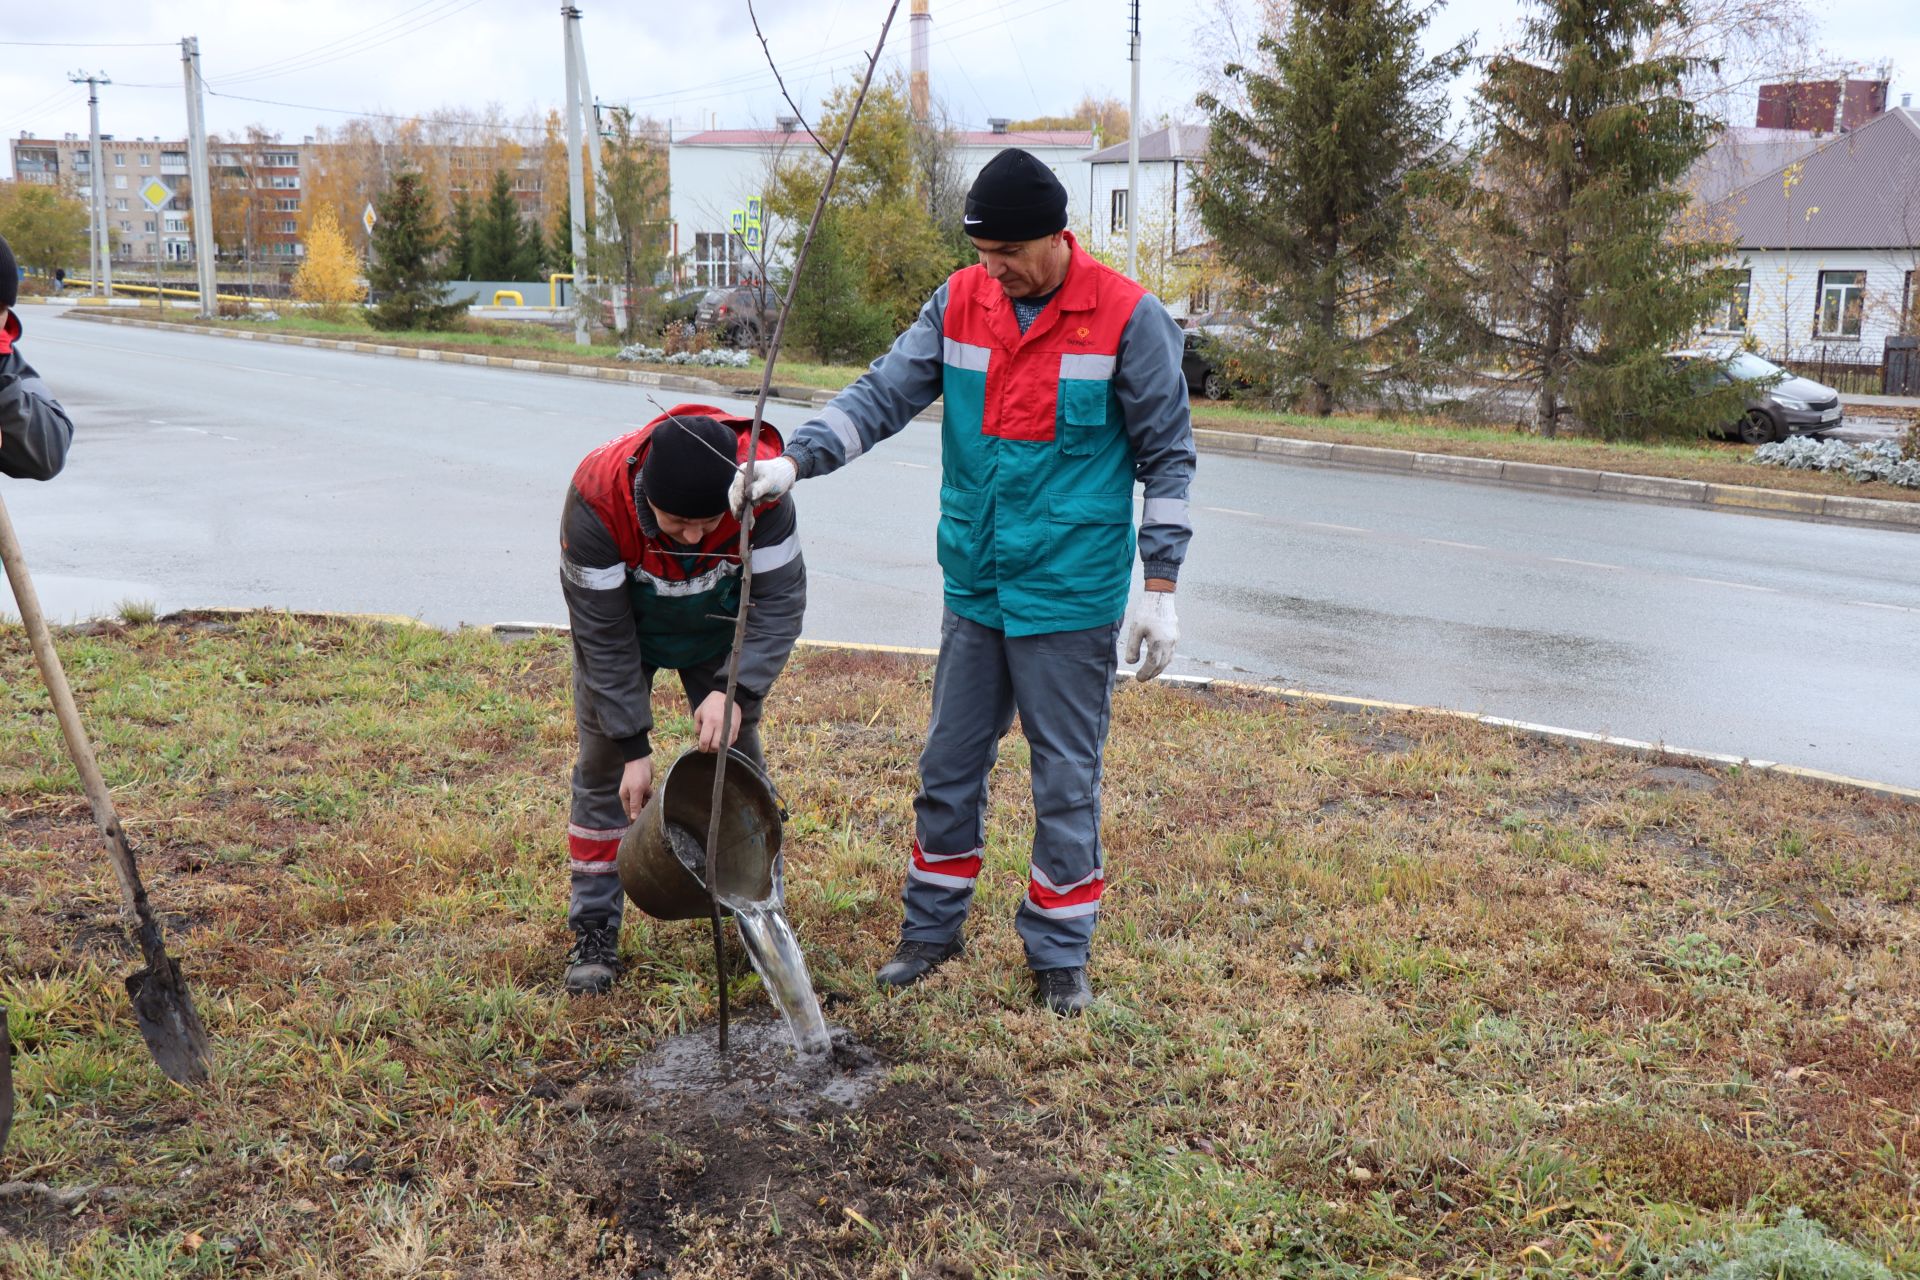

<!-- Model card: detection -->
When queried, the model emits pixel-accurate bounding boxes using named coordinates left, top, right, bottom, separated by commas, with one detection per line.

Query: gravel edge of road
left=60, top=310, right=1920, bottom=535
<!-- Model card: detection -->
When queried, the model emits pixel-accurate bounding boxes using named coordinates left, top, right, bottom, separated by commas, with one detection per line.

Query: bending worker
left=733, top=149, right=1195, bottom=1015
left=559, top=405, right=805, bottom=995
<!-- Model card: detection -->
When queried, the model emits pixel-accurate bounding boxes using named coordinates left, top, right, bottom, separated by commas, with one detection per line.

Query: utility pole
left=181, top=37, right=218, bottom=317
left=1126, top=0, right=1140, bottom=280
left=562, top=5, right=590, bottom=345
left=68, top=71, right=113, bottom=297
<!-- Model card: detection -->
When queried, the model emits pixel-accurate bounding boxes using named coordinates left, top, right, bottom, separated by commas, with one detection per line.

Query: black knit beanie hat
left=0, top=235, right=17, bottom=310
left=642, top=414, right=740, bottom=519
left=964, top=149, right=1068, bottom=242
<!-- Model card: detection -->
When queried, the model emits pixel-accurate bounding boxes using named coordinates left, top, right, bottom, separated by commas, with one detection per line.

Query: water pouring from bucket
left=617, top=747, right=831, bottom=1058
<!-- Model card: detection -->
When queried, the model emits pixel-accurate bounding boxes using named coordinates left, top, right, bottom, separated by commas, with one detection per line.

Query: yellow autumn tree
left=292, top=205, right=366, bottom=320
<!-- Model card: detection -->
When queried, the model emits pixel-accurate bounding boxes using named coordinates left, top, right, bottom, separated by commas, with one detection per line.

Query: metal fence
left=1784, top=344, right=1885, bottom=396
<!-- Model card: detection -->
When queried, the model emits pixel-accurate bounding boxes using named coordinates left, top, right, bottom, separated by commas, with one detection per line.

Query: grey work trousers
left=568, top=651, right=765, bottom=931
left=905, top=608, right=1121, bottom=970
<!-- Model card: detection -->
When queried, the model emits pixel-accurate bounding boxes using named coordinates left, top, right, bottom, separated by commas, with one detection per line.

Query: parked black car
left=1181, top=313, right=1255, bottom=400
left=1673, top=349, right=1845, bottom=443
left=695, top=284, right=776, bottom=348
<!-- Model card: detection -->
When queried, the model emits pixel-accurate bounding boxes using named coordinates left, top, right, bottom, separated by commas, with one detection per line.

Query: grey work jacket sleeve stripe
left=559, top=486, right=655, bottom=752
left=785, top=283, right=948, bottom=479
left=0, top=358, right=76, bottom=482
left=1113, top=294, right=1197, bottom=581
left=734, top=492, right=805, bottom=703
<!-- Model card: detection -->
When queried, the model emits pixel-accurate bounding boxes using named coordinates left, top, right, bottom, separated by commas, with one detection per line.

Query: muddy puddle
left=623, top=1017, right=885, bottom=1122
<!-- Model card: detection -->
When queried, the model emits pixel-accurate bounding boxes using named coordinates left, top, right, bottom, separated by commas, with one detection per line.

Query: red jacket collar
left=974, top=230, right=1100, bottom=317
left=0, top=311, right=19, bottom=356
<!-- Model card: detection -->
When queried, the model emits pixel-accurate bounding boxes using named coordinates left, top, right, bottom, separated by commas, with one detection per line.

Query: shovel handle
left=0, top=493, right=164, bottom=962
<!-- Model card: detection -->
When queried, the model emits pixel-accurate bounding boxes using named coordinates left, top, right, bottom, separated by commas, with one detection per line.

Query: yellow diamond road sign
left=138, top=178, right=171, bottom=211
left=362, top=203, right=377, bottom=234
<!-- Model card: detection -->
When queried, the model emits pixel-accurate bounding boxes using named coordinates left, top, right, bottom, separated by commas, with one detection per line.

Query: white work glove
left=1122, top=590, right=1180, bottom=683
left=728, top=455, right=798, bottom=516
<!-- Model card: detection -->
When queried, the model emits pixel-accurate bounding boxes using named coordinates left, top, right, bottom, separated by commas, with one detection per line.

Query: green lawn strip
left=1193, top=405, right=1920, bottom=504
left=1, top=619, right=1916, bottom=1275
left=103, top=308, right=869, bottom=398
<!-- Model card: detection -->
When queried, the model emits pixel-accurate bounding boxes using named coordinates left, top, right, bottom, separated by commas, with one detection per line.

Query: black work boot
left=1033, top=966, right=1092, bottom=1016
left=875, top=935, right=965, bottom=989
left=564, top=919, right=621, bottom=996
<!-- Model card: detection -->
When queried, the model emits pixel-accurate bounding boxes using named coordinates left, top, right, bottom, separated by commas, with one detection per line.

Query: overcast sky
left=4, top=0, right=1915, bottom=174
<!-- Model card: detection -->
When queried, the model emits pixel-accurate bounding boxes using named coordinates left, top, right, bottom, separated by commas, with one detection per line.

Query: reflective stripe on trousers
left=906, top=608, right=1120, bottom=970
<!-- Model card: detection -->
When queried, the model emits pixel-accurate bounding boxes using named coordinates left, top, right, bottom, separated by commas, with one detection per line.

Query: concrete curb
left=66, top=312, right=1920, bottom=532
left=1191, top=428, right=1920, bottom=532
left=112, top=609, right=1920, bottom=804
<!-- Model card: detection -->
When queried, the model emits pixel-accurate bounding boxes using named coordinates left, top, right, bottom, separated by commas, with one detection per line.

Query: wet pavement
left=9, top=316, right=1920, bottom=788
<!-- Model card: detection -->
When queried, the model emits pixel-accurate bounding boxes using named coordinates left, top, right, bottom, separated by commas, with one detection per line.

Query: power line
left=0, top=39, right=174, bottom=48
left=202, top=86, right=553, bottom=136
left=213, top=0, right=486, bottom=87
left=212, top=0, right=457, bottom=82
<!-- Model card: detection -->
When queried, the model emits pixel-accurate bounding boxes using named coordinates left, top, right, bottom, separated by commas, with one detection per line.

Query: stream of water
left=668, top=823, right=832, bottom=1058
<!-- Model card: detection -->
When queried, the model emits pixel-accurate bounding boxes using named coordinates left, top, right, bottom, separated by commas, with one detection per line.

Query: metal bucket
left=616, top=747, right=784, bottom=920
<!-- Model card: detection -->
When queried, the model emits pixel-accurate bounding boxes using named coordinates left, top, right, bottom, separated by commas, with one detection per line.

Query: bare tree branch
left=701, top=0, right=902, bottom=1053
left=748, top=0, right=834, bottom=159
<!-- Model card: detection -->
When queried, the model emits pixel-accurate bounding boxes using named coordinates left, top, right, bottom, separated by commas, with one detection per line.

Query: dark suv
left=695, top=284, right=776, bottom=348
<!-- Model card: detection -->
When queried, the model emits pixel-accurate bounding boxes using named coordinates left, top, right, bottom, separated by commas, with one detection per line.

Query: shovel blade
left=1, top=1008, right=13, bottom=1154
left=126, top=959, right=212, bottom=1087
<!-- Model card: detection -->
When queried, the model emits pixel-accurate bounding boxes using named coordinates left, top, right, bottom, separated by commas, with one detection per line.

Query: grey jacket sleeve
left=1114, top=296, right=1196, bottom=583
left=783, top=283, right=948, bottom=479
left=560, top=487, right=655, bottom=760
left=734, top=493, right=805, bottom=704
left=0, top=354, right=75, bottom=482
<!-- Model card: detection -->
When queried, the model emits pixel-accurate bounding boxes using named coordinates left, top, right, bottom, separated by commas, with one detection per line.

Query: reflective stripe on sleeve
left=562, top=558, right=628, bottom=591
left=749, top=532, right=801, bottom=574
left=819, top=403, right=864, bottom=461
left=1141, top=497, right=1191, bottom=528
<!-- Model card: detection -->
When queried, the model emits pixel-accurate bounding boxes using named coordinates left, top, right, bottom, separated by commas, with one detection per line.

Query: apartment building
left=9, top=132, right=196, bottom=264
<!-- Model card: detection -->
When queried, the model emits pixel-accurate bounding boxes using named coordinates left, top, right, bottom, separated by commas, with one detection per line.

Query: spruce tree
left=1456, top=0, right=1740, bottom=437
left=447, top=189, right=475, bottom=280
left=470, top=168, right=527, bottom=279
left=546, top=193, right=575, bottom=278
left=1193, top=0, right=1466, bottom=415
left=367, top=168, right=467, bottom=332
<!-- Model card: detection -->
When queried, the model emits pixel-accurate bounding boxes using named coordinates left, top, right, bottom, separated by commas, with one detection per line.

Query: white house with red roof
left=667, top=120, right=1095, bottom=288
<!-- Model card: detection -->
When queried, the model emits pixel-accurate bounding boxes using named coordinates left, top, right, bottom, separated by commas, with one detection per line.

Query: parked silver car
left=1674, top=349, right=1845, bottom=444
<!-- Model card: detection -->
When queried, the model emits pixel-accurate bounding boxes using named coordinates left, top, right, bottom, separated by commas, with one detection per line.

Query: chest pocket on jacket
left=1057, top=377, right=1112, bottom=457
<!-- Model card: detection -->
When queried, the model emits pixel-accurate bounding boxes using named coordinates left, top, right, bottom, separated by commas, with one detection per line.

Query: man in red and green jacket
left=559, top=405, right=805, bottom=994
left=733, top=149, right=1195, bottom=1015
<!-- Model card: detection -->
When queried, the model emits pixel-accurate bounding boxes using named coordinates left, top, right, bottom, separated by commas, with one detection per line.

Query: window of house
left=276, top=198, right=299, bottom=212
left=138, top=152, right=152, bottom=166
left=114, top=174, right=127, bottom=190
left=143, top=219, right=155, bottom=233
left=1714, top=269, right=1751, bottom=332
left=1816, top=269, right=1867, bottom=338
left=1110, top=188, right=1129, bottom=233
left=114, top=153, right=125, bottom=166
left=280, top=220, right=298, bottom=234
left=694, top=231, right=742, bottom=287
left=114, top=198, right=128, bottom=211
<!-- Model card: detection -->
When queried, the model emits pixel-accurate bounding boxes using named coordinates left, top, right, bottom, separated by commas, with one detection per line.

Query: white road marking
left=1300, top=520, right=1369, bottom=533
left=1551, top=557, right=1624, bottom=570
left=1684, top=576, right=1778, bottom=593
left=889, top=461, right=931, bottom=470
left=1422, top=538, right=1487, bottom=550
left=1203, top=505, right=1259, bottom=517
left=1852, top=599, right=1919, bottom=613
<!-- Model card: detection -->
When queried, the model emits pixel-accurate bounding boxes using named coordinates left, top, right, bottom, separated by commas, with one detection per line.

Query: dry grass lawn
left=1, top=614, right=1915, bottom=1277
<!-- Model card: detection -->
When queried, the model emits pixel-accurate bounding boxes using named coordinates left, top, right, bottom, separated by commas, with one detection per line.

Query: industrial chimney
left=910, top=0, right=931, bottom=121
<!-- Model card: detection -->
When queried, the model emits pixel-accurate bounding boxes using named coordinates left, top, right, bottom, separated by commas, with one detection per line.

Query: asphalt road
left=9, top=314, right=1920, bottom=788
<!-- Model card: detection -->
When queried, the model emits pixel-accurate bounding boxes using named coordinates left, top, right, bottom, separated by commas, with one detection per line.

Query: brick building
left=8, top=133, right=196, bottom=264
